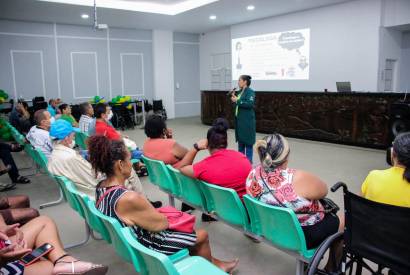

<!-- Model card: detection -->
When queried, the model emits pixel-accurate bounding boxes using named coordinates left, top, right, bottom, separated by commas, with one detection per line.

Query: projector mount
left=93, top=0, right=108, bottom=30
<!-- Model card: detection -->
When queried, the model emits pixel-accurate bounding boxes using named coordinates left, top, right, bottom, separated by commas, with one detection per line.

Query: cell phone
left=20, top=243, right=54, bottom=266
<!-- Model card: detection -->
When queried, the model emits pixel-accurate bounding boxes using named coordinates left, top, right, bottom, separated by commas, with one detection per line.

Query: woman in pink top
left=142, top=115, right=191, bottom=168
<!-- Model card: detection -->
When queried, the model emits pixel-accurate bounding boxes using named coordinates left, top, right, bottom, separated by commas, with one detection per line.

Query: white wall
left=400, top=32, right=410, bottom=91
left=383, top=0, right=410, bottom=27
left=153, top=30, right=175, bottom=119
left=228, top=0, right=382, bottom=92
left=199, top=28, right=231, bottom=90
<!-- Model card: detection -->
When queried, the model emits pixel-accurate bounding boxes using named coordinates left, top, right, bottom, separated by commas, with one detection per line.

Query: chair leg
left=90, top=230, right=103, bottom=241
left=168, top=194, right=175, bottom=207
left=39, top=188, right=64, bottom=209
left=64, top=221, right=91, bottom=249
left=296, top=259, right=304, bottom=275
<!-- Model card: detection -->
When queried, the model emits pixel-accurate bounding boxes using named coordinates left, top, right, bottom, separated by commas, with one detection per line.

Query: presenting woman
left=231, top=75, right=256, bottom=163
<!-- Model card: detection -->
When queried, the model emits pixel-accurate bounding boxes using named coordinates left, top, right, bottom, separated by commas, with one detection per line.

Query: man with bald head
left=26, top=109, right=53, bottom=159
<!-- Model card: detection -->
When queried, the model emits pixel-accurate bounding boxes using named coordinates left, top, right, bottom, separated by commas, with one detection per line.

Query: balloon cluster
left=0, top=118, right=13, bottom=141
left=111, top=95, right=133, bottom=110
left=0, top=90, right=9, bottom=104
left=89, top=96, right=106, bottom=104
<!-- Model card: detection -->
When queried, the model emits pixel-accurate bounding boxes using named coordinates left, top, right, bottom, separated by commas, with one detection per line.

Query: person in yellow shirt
left=361, top=133, right=410, bottom=207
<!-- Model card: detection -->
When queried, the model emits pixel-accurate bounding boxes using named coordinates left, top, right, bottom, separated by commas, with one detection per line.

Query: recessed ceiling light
left=247, top=5, right=255, bottom=11
left=81, top=14, right=89, bottom=19
left=209, top=15, right=217, bottom=20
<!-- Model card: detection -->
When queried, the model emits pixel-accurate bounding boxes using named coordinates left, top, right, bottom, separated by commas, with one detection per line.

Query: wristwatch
left=193, top=143, right=200, bottom=151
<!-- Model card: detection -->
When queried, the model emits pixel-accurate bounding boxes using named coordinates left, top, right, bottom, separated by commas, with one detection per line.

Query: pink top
left=193, top=149, right=252, bottom=199
left=143, top=138, right=182, bottom=167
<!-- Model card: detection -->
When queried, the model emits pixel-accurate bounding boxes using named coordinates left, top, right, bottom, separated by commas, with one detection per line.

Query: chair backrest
left=121, top=227, right=179, bottom=275
left=53, top=175, right=84, bottom=217
left=142, top=156, right=177, bottom=194
left=167, top=165, right=207, bottom=210
left=87, top=200, right=141, bottom=272
left=34, top=148, right=48, bottom=171
left=200, top=182, right=250, bottom=230
left=72, top=189, right=111, bottom=243
left=75, top=132, right=88, bottom=150
left=344, top=191, right=410, bottom=274
left=243, top=195, right=308, bottom=254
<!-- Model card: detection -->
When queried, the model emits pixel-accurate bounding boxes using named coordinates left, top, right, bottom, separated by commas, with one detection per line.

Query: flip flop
left=13, top=176, right=31, bottom=184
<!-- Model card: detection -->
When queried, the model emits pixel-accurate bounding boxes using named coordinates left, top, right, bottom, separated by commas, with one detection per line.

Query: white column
left=152, top=30, right=175, bottom=119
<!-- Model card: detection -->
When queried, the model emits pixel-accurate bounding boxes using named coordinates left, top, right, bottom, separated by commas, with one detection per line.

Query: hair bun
left=212, top=118, right=229, bottom=133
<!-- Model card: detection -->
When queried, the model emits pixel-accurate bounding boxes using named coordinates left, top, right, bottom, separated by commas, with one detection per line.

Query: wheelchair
left=307, top=182, right=410, bottom=275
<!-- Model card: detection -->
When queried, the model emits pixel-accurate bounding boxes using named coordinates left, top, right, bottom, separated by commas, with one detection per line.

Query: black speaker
left=389, top=101, right=410, bottom=138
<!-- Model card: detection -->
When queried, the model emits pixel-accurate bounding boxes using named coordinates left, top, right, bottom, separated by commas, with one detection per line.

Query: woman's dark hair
left=207, top=118, right=229, bottom=150
left=144, top=115, right=166, bottom=138
left=58, top=103, right=68, bottom=113
left=240, top=75, right=252, bottom=87
left=95, top=103, right=108, bottom=119
left=87, top=135, right=128, bottom=177
left=256, top=133, right=290, bottom=172
left=393, top=132, right=410, bottom=182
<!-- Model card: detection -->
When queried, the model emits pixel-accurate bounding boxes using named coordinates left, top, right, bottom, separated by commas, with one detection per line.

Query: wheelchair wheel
left=307, top=232, right=344, bottom=275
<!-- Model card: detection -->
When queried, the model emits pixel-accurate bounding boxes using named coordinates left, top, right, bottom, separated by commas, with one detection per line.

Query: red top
left=95, top=120, right=121, bottom=140
left=143, top=138, right=182, bottom=168
left=193, top=149, right=252, bottom=199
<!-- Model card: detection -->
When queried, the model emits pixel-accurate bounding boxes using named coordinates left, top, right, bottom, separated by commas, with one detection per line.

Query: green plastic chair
left=75, top=132, right=88, bottom=150
left=33, top=148, right=49, bottom=173
left=199, top=182, right=251, bottom=231
left=141, top=156, right=177, bottom=194
left=167, top=165, right=207, bottom=211
left=122, top=227, right=226, bottom=275
left=243, top=195, right=316, bottom=274
left=54, top=176, right=84, bottom=218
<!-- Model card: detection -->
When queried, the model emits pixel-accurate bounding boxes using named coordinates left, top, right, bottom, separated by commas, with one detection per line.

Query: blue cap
left=50, top=119, right=80, bottom=140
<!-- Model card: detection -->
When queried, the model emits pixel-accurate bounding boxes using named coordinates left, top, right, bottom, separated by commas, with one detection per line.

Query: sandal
left=13, top=176, right=30, bottom=184
left=10, top=143, right=23, bottom=152
left=54, top=254, right=108, bottom=275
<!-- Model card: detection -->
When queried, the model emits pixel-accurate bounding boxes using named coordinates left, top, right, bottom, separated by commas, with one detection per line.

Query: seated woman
left=143, top=114, right=190, bottom=168
left=58, top=104, right=78, bottom=127
left=179, top=118, right=252, bottom=200
left=88, top=135, right=238, bottom=273
left=0, top=215, right=107, bottom=275
left=247, top=133, right=344, bottom=250
left=362, top=132, right=410, bottom=207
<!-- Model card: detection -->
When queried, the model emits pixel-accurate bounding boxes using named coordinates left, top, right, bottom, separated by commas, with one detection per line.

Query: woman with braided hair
left=246, top=133, right=343, bottom=249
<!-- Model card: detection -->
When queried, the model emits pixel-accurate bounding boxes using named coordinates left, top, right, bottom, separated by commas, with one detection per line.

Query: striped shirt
left=79, top=115, right=94, bottom=133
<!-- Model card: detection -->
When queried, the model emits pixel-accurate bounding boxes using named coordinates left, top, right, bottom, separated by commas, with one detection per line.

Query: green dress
left=60, top=114, right=76, bottom=126
left=234, top=87, right=256, bottom=146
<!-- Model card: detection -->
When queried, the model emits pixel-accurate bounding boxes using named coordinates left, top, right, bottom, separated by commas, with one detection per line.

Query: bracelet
left=193, top=143, right=200, bottom=151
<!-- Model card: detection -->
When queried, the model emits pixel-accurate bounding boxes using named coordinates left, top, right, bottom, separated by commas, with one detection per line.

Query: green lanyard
left=235, top=90, right=243, bottom=116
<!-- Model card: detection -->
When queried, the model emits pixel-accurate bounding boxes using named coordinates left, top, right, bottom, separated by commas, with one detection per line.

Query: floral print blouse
left=246, top=165, right=324, bottom=226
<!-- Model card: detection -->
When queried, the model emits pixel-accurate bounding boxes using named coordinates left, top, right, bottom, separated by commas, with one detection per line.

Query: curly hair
left=87, top=135, right=128, bottom=177
left=144, top=114, right=166, bottom=138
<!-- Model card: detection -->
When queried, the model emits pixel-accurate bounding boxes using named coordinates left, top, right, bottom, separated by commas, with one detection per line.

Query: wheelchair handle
left=331, top=182, right=348, bottom=193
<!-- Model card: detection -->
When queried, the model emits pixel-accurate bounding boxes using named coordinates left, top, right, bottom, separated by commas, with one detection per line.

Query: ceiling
left=0, top=0, right=355, bottom=33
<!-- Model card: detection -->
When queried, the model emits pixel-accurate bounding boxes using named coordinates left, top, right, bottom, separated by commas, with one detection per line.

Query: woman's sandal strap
left=53, top=254, right=71, bottom=265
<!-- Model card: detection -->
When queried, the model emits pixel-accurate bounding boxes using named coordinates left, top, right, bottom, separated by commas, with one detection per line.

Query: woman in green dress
left=230, top=75, right=255, bottom=163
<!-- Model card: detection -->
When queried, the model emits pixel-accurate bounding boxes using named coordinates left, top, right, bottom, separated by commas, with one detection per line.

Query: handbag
left=259, top=171, right=339, bottom=215
left=157, top=206, right=196, bottom=233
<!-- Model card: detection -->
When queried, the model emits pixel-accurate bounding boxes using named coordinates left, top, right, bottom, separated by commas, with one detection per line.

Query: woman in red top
left=179, top=118, right=252, bottom=199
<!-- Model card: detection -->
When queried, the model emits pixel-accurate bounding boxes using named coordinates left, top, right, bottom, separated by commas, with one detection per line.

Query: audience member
left=9, top=101, right=32, bottom=134
left=180, top=118, right=252, bottom=200
left=143, top=114, right=189, bottom=168
left=0, top=195, right=39, bottom=225
left=362, top=132, right=410, bottom=207
left=247, top=134, right=344, bottom=250
left=47, top=120, right=144, bottom=198
left=88, top=135, right=238, bottom=273
left=78, top=102, right=95, bottom=134
left=0, top=215, right=107, bottom=274
left=58, top=104, right=78, bottom=127
left=0, top=142, right=30, bottom=187
left=26, top=110, right=53, bottom=159
left=47, top=99, right=57, bottom=117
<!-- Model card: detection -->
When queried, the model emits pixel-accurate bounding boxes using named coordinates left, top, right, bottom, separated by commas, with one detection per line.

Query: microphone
left=227, top=87, right=237, bottom=96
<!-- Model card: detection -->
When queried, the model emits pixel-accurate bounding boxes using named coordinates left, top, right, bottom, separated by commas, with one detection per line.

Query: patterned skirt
left=0, top=261, right=24, bottom=275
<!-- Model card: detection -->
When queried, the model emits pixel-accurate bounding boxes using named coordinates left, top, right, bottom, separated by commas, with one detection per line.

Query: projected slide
left=232, top=28, right=310, bottom=80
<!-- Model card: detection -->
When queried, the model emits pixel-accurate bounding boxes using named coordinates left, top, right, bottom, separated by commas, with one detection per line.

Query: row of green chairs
left=142, top=155, right=316, bottom=275
left=57, top=174, right=227, bottom=275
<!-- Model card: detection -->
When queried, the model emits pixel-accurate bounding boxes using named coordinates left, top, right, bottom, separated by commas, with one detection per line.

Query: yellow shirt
left=361, top=166, right=410, bottom=207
